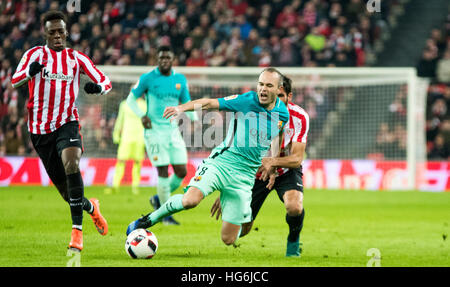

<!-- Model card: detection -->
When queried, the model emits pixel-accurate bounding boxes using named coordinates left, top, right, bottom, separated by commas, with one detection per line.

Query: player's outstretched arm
left=163, top=98, right=219, bottom=119
left=265, top=142, right=306, bottom=169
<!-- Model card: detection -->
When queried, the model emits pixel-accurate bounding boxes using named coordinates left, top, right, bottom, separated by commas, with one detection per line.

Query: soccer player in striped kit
left=11, top=11, right=111, bottom=252
left=211, top=75, right=309, bottom=257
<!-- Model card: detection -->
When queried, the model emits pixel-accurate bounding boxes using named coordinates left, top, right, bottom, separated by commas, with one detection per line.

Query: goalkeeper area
left=0, top=186, right=448, bottom=267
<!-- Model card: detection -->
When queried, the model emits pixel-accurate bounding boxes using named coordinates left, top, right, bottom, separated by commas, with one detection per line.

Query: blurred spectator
left=429, top=133, right=449, bottom=159
left=374, top=122, right=396, bottom=158
left=186, top=48, right=207, bottom=66
left=417, top=48, right=438, bottom=78
left=436, top=49, right=450, bottom=83
left=305, top=27, right=326, bottom=52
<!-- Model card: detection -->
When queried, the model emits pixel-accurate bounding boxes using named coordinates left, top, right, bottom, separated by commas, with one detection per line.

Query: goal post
left=76, top=66, right=428, bottom=191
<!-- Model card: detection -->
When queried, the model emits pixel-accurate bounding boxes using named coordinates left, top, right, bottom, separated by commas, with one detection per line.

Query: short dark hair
left=42, top=11, right=67, bottom=26
left=260, top=67, right=284, bottom=87
left=282, top=75, right=293, bottom=95
left=157, top=45, right=173, bottom=53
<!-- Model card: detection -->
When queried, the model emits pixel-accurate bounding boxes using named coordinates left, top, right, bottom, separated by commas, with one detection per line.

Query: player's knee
left=63, top=159, right=80, bottom=175
left=173, top=166, right=187, bottom=178
left=286, top=199, right=303, bottom=217
left=221, top=234, right=236, bottom=246
left=181, top=194, right=202, bottom=209
left=175, top=169, right=187, bottom=179
left=284, top=191, right=303, bottom=217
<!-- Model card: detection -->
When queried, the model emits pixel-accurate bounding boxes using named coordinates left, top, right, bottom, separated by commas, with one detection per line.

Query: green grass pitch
left=0, top=186, right=448, bottom=267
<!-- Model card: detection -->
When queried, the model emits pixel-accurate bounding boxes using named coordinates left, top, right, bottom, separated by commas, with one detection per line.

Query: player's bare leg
left=284, top=190, right=303, bottom=216
left=283, top=190, right=304, bottom=257
left=221, top=221, right=242, bottom=246
left=171, top=164, right=187, bottom=191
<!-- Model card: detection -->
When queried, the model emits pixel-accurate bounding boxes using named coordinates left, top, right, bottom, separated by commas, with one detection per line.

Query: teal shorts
left=144, top=128, right=187, bottom=167
left=187, top=157, right=254, bottom=225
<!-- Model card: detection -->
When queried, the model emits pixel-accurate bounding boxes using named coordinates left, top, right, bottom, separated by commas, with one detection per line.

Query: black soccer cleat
left=126, top=213, right=153, bottom=235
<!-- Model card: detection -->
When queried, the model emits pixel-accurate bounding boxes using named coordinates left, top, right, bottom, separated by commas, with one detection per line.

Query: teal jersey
left=127, top=67, right=191, bottom=129
left=212, top=91, right=289, bottom=174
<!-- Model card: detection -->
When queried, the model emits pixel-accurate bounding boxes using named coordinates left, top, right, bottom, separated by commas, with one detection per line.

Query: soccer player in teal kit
left=127, top=46, right=197, bottom=225
left=127, top=68, right=289, bottom=246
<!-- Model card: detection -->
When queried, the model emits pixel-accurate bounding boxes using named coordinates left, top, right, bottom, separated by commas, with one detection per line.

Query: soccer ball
left=125, top=228, right=158, bottom=259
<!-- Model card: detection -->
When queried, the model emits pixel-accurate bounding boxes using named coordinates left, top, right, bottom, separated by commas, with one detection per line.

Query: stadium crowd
left=416, top=9, right=450, bottom=160
left=0, top=0, right=410, bottom=158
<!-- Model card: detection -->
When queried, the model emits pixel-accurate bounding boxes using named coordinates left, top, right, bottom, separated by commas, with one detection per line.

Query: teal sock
left=157, top=176, right=171, bottom=204
left=169, top=174, right=184, bottom=193
left=149, top=194, right=185, bottom=224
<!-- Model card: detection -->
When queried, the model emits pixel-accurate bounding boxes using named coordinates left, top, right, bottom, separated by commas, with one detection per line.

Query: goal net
left=76, top=67, right=428, bottom=190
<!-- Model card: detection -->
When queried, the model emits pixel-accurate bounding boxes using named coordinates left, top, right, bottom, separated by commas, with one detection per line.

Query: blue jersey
left=212, top=91, right=289, bottom=173
left=127, top=67, right=191, bottom=129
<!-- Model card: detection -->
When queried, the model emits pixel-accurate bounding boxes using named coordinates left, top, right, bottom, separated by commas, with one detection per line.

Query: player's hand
left=163, top=106, right=182, bottom=121
left=259, top=157, right=276, bottom=181
left=141, top=116, right=152, bottom=129
left=84, top=82, right=102, bottom=94
left=29, top=62, right=45, bottom=77
left=210, top=197, right=222, bottom=220
left=266, top=173, right=277, bottom=190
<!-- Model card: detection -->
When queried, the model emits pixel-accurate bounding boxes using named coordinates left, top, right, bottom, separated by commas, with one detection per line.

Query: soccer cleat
left=286, top=240, right=302, bottom=257
left=68, top=228, right=83, bottom=251
left=89, top=198, right=108, bottom=235
left=126, top=213, right=153, bottom=235
left=162, top=215, right=180, bottom=225
left=149, top=195, right=161, bottom=210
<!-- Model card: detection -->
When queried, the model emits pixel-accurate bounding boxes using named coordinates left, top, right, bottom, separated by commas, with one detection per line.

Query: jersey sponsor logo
left=42, top=68, right=74, bottom=81
left=175, top=83, right=181, bottom=90
left=224, top=95, right=238, bottom=101
left=193, top=175, right=202, bottom=182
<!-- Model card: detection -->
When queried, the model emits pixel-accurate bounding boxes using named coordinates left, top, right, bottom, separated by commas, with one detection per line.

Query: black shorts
left=30, top=121, right=83, bottom=185
left=251, top=167, right=303, bottom=221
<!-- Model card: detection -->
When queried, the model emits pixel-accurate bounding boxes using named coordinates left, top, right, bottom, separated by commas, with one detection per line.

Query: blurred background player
left=127, top=45, right=198, bottom=225
left=126, top=68, right=289, bottom=247
left=105, top=97, right=146, bottom=195
left=10, top=11, right=111, bottom=252
left=211, top=75, right=309, bottom=257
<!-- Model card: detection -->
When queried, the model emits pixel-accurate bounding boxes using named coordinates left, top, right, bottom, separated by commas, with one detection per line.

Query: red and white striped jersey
left=11, top=45, right=112, bottom=134
left=277, top=101, right=309, bottom=176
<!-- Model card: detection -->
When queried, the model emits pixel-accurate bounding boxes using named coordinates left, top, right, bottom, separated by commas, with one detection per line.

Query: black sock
left=83, top=197, right=93, bottom=214
left=286, top=209, right=305, bottom=243
left=67, top=172, right=84, bottom=229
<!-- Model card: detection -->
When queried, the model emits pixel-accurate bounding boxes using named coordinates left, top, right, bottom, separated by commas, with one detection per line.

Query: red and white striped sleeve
left=290, top=105, right=309, bottom=144
left=75, top=50, right=112, bottom=95
left=11, top=46, right=42, bottom=88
